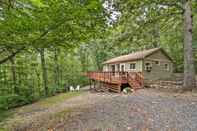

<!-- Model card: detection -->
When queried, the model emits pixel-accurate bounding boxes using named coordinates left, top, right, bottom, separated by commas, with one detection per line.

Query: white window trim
left=129, top=62, right=137, bottom=70
left=116, top=64, right=120, bottom=72
left=110, top=64, right=116, bottom=72
left=164, top=63, right=170, bottom=71
left=120, top=63, right=126, bottom=72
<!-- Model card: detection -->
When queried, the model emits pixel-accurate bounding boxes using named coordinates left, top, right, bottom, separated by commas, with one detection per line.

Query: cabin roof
left=103, top=48, right=173, bottom=64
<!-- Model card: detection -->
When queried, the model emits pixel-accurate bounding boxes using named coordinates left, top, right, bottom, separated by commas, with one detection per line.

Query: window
left=129, top=63, right=136, bottom=70
left=145, top=62, right=152, bottom=72
left=155, top=61, right=160, bottom=65
left=164, top=63, right=169, bottom=71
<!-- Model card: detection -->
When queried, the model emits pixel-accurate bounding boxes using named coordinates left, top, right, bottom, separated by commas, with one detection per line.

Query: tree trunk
left=40, top=48, right=48, bottom=96
left=54, top=48, right=60, bottom=89
left=10, top=58, right=18, bottom=94
left=183, top=0, right=196, bottom=88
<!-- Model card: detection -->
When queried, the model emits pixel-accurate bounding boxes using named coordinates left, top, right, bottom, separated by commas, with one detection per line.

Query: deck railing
left=86, top=71, right=144, bottom=86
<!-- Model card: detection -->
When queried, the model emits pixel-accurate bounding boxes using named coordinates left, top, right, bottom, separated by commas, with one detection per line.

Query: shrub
left=0, top=95, right=32, bottom=110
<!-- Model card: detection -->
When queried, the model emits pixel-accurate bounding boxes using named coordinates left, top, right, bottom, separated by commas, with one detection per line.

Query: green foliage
left=100, top=0, right=197, bottom=72
left=0, top=109, right=12, bottom=123
left=0, top=0, right=196, bottom=123
left=0, top=95, right=30, bottom=110
left=0, top=0, right=106, bottom=49
left=0, top=0, right=107, bottom=120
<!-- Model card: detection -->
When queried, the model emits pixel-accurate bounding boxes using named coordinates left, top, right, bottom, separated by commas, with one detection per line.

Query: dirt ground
left=1, top=88, right=197, bottom=131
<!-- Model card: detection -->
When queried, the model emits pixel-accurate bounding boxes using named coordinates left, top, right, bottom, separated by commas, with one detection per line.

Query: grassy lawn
left=0, top=110, right=14, bottom=131
left=0, top=110, right=13, bottom=122
left=0, top=92, right=82, bottom=125
left=38, top=92, right=82, bottom=107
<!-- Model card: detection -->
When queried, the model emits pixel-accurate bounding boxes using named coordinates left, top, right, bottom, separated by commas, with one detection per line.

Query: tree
left=183, top=0, right=196, bottom=88
left=39, top=48, right=48, bottom=96
left=107, top=0, right=196, bottom=88
left=54, top=48, right=60, bottom=89
left=0, top=0, right=107, bottom=64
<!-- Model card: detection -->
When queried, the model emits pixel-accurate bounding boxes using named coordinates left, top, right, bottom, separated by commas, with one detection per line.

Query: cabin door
left=120, top=64, right=126, bottom=77
left=120, top=64, right=125, bottom=72
left=111, top=65, right=115, bottom=76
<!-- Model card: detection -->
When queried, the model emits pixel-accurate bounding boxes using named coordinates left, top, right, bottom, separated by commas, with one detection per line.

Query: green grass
left=38, top=92, right=82, bottom=107
left=0, top=109, right=13, bottom=123
left=54, top=108, right=73, bottom=118
left=0, top=92, right=82, bottom=124
left=0, top=128, right=7, bottom=131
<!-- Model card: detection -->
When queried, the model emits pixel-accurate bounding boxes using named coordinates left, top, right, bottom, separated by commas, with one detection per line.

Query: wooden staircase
left=127, top=72, right=144, bottom=90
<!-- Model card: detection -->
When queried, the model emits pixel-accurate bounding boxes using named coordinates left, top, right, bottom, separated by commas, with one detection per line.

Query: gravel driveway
left=2, top=89, right=197, bottom=131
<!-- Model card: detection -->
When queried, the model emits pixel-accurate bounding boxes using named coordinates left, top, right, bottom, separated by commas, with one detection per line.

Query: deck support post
left=89, top=79, right=92, bottom=89
left=93, top=80, right=96, bottom=89
left=100, top=81, right=102, bottom=88
left=98, top=81, right=101, bottom=89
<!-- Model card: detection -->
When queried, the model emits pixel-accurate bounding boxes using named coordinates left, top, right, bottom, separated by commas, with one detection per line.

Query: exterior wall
left=143, top=50, right=173, bottom=80
left=125, top=60, right=143, bottom=72
left=103, top=65, right=109, bottom=72
left=102, top=50, right=173, bottom=80
left=103, top=64, right=114, bottom=72
left=103, top=60, right=143, bottom=72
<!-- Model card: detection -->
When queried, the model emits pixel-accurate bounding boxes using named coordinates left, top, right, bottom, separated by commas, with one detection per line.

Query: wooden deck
left=86, top=71, right=144, bottom=93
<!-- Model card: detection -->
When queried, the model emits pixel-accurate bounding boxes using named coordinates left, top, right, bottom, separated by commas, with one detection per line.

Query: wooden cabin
left=86, top=48, right=173, bottom=93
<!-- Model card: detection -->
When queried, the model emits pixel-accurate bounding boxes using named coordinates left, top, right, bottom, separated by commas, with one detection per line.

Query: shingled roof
left=103, top=48, right=172, bottom=64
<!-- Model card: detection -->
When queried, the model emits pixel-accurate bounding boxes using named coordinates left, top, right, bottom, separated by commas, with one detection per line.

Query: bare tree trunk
left=183, top=0, right=196, bottom=88
left=40, top=48, right=48, bottom=96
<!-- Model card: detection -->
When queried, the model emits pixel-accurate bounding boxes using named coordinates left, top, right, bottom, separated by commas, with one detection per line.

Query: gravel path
left=2, top=89, right=197, bottom=131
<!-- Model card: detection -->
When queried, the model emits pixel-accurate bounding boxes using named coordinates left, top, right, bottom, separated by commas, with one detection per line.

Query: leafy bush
left=0, top=95, right=33, bottom=110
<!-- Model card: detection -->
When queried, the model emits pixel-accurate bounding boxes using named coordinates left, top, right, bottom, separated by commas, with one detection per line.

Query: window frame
left=129, top=63, right=136, bottom=70
left=120, top=63, right=126, bottom=72
left=164, top=63, right=170, bottom=71
left=145, top=62, right=152, bottom=72
left=155, top=60, right=160, bottom=65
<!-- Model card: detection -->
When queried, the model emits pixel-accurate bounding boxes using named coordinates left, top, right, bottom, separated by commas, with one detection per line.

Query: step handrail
left=127, top=72, right=144, bottom=87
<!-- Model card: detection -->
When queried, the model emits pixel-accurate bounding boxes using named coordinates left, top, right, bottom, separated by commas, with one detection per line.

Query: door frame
left=120, top=63, right=126, bottom=72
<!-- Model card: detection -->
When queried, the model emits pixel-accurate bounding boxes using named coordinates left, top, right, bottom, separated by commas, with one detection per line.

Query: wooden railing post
left=126, top=72, right=128, bottom=81
left=104, top=72, right=106, bottom=82
left=110, top=72, right=111, bottom=82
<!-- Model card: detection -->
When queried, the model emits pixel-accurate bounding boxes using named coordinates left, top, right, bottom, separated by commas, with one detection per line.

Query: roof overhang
left=102, top=58, right=143, bottom=65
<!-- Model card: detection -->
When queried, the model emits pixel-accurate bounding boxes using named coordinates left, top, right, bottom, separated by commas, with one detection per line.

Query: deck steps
left=127, top=73, right=144, bottom=90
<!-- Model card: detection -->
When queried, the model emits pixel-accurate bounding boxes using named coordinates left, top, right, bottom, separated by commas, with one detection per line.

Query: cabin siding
left=103, top=65, right=109, bottom=72
left=102, top=49, right=173, bottom=81
left=103, top=60, right=143, bottom=72
left=143, top=50, right=173, bottom=80
left=125, top=60, right=143, bottom=72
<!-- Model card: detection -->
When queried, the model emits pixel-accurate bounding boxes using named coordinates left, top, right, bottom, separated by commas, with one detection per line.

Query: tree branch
left=0, top=46, right=25, bottom=64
